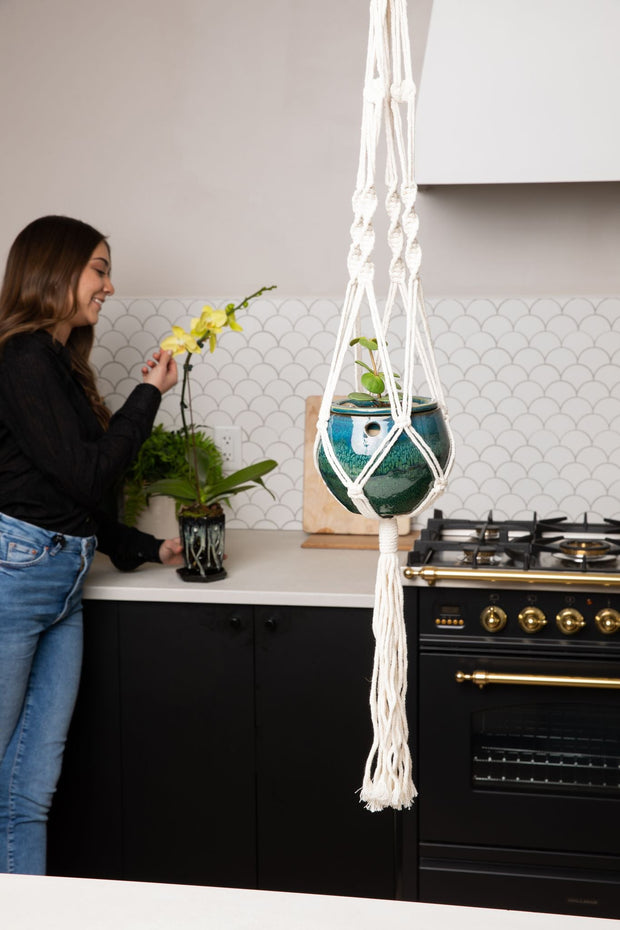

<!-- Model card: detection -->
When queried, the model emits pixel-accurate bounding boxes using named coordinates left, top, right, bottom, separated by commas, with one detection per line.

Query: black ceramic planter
left=177, top=510, right=227, bottom=582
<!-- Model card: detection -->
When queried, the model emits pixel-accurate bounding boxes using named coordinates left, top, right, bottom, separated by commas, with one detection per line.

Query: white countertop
left=2, top=875, right=617, bottom=930
left=84, top=530, right=403, bottom=609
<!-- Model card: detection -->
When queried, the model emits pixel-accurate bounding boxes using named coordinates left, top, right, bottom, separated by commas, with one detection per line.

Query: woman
left=0, top=215, right=183, bottom=875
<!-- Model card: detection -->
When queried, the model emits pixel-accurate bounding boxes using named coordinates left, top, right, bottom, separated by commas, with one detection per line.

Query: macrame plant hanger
left=315, top=0, right=455, bottom=812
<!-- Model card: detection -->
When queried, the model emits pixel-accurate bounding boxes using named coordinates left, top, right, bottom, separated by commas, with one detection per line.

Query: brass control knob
left=556, top=608, right=585, bottom=635
left=480, top=605, right=507, bottom=633
left=518, top=606, right=547, bottom=634
left=594, top=608, right=620, bottom=635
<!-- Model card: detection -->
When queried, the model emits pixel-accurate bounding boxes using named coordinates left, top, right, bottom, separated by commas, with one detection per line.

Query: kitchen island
left=2, top=874, right=618, bottom=930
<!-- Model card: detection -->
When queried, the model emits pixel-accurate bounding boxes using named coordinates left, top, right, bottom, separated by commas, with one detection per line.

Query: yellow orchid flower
left=199, top=306, right=228, bottom=332
left=227, top=310, right=243, bottom=332
left=160, top=325, right=201, bottom=356
left=189, top=316, right=207, bottom=339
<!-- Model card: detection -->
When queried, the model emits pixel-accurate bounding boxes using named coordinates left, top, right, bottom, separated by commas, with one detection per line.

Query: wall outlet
left=214, top=425, right=242, bottom=471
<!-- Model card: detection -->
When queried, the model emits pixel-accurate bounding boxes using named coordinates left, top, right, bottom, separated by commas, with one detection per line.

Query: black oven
left=403, top=513, right=620, bottom=919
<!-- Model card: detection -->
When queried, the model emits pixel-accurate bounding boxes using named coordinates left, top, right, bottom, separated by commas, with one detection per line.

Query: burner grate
left=409, top=510, right=620, bottom=573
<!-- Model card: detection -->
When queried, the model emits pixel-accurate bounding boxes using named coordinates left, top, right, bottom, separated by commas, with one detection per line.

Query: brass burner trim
left=461, top=546, right=498, bottom=565
left=558, top=538, right=611, bottom=559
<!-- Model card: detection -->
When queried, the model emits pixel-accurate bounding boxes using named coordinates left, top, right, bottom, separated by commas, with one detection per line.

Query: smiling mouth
left=93, top=298, right=104, bottom=308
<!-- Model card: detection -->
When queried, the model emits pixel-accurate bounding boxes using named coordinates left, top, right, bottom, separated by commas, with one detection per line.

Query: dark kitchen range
left=402, top=510, right=620, bottom=920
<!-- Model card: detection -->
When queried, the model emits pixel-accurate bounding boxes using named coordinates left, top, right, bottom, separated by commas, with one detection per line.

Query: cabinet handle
left=264, top=617, right=278, bottom=631
left=229, top=616, right=241, bottom=629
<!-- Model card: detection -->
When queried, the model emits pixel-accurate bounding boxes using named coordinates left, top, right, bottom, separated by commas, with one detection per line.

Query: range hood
left=414, top=0, right=620, bottom=184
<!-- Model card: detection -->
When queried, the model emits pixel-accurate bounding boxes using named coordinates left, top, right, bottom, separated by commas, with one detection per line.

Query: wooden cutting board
left=302, top=395, right=410, bottom=538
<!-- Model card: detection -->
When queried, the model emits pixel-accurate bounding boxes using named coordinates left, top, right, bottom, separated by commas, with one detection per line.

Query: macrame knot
left=358, top=186, right=378, bottom=218
left=360, top=226, right=376, bottom=257
left=402, top=209, right=419, bottom=239
left=378, top=516, right=399, bottom=554
left=364, top=78, right=386, bottom=106
left=392, top=413, right=411, bottom=429
left=401, top=183, right=418, bottom=207
left=390, top=79, right=415, bottom=103
left=388, top=257, right=406, bottom=283
left=405, top=240, right=422, bottom=276
left=347, top=482, right=377, bottom=518
left=385, top=189, right=401, bottom=217
left=347, top=248, right=362, bottom=279
left=388, top=223, right=405, bottom=255
left=357, top=260, right=375, bottom=283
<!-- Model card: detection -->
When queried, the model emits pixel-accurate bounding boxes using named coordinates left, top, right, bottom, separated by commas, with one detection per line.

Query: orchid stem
left=180, top=353, right=201, bottom=502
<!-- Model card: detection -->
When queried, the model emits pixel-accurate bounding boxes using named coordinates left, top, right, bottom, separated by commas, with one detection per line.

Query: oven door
left=418, top=652, right=620, bottom=853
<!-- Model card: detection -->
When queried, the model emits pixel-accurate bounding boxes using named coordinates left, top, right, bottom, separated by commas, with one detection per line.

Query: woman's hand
left=141, top=349, right=178, bottom=394
left=159, top=537, right=184, bottom=566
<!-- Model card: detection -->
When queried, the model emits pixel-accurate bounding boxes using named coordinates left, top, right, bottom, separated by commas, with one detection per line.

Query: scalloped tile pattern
left=93, top=296, right=620, bottom=529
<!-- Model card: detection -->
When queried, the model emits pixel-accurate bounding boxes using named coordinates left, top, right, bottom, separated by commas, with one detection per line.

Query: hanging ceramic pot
left=177, top=505, right=227, bottom=582
left=316, top=397, right=452, bottom=517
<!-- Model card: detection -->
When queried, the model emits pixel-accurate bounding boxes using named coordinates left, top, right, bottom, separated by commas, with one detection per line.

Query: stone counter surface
left=2, top=875, right=618, bottom=930
left=84, top=529, right=404, bottom=609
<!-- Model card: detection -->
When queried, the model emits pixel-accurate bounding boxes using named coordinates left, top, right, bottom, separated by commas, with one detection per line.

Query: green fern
left=123, top=425, right=223, bottom=526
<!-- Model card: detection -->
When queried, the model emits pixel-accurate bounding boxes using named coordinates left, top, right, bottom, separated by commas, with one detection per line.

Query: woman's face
left=71, top=241, right=114, bottom=330
left=53, top=241, right=114, bottom=342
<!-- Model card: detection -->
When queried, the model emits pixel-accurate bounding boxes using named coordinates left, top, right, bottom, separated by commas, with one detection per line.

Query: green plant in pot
left=346, top=335, right=401, bottom=407
left=123, top=424, right=224, bottom=529
left=317, top=335, right=452, bottom=517
left=146, top=287, right=278, bottom=581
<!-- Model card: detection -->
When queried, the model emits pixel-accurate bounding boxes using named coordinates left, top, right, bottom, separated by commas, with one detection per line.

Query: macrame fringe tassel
left=360, top=516, right=417, bottom=811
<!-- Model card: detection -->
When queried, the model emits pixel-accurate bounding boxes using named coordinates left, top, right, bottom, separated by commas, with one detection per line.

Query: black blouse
left=0, top=330, right=163, bottom=569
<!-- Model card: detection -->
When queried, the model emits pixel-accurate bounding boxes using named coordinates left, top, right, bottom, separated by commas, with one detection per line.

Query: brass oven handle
left=456, top=670, right=620, bottom=690
left=404, top=565, right=620, bottom=587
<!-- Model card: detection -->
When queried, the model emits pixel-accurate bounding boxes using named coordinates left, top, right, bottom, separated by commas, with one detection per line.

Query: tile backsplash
left=93, top=295, right=620, bottom=529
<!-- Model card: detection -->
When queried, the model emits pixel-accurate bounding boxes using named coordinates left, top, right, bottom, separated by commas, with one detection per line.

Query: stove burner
left=474, top=525, right=501, bottom=543
left=558, top=538, right=611, bottom=559
left=551, top=551, right=618, bottom=566
left=462, top=546, right=499, bottom=565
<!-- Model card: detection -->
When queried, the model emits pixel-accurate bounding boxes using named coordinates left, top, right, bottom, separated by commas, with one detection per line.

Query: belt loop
left=52, top=534, right=66, bottom=550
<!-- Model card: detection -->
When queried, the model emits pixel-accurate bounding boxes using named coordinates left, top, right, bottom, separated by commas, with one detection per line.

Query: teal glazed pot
left=316, top=397, right=451, bottom=517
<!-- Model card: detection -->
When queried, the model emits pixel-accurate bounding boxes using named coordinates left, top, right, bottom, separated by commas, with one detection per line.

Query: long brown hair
left=0, top=215, right=111, bottom=428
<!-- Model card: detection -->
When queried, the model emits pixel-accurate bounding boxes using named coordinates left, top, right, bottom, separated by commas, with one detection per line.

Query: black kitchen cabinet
left=254, top=605, right=396, bottom=899
left=118, top=602, right=256, bottom=887
left=48, top=599, right=397, bottom=898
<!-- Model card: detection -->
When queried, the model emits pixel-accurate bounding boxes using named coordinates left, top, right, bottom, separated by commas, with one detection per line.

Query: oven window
left=471, top=703, right=620, bottom=797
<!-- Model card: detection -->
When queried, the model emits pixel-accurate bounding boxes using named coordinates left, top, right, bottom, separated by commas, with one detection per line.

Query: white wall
left=0, top=0, right=374, bottom=296
left=2, top=0, right=619, bottom=299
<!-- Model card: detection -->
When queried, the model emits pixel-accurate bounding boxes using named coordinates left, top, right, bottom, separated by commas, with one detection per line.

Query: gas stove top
left=404, top=511, right=620, bottom=588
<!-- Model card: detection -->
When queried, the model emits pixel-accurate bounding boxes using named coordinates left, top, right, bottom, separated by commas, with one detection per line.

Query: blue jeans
left=0, top=513, right=96, bottom=874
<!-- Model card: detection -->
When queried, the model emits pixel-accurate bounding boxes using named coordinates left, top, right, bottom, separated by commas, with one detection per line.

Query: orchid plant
left=146, top=286, right=278, bottom=517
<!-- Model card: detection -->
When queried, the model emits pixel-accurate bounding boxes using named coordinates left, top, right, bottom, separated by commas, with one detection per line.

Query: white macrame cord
left=314, top=0, right=455, bottom=812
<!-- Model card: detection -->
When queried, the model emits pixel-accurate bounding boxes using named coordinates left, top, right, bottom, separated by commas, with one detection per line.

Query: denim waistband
left=0, top=512, right=97, bottom=558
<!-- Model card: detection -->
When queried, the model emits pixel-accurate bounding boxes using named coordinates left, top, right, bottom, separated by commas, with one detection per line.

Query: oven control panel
left=421, top=588, right=620, bottom=649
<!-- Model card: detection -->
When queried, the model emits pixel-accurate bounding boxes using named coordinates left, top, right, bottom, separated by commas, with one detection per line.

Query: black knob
left=264, top=617, right=278, bottom=631
left=229, top=616, right=241, bottom=629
